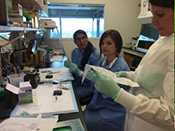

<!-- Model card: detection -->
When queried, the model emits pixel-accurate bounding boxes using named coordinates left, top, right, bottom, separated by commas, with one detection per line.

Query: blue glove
left=86, top=69, right=121, bottom=99
left=64, top=61, right=81, bottom=76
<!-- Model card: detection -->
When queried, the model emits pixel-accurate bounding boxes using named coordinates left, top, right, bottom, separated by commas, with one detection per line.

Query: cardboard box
left=19, top=81, right=33, bottom=104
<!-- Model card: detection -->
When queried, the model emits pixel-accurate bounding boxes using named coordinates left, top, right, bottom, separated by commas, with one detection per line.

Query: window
left=0, top=32, right=11, bottom=40
left=43, top=4, right=104, bottom=38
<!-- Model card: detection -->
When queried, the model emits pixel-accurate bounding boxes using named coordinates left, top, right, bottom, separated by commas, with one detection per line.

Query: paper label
left=5, top=83, right=20, bottom=94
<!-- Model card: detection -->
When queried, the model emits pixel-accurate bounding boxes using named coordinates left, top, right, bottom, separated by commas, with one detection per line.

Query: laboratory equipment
left=18, top=81, right=33, bottom=104
left=137, top=0, right=153, bottom=24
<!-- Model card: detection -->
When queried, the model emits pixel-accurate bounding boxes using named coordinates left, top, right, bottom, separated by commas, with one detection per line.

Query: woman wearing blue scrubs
left=71, top=30, right=100, bottom=70
left=68, top=30, right=100, bottom=104
left=84, top=29, right=129, bottom=131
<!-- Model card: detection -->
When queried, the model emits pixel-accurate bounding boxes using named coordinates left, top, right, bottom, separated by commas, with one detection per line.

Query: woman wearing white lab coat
left=85, top=0, right=174, bottom=131
left=122, top=34, right=174, bottom=131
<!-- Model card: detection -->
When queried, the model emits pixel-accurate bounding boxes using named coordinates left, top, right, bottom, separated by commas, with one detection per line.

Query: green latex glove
left=86, top=69, right=121, bottom=99
left=115, top=71, right=127, bottom=77
left=64, top=61, right=81, bottom=76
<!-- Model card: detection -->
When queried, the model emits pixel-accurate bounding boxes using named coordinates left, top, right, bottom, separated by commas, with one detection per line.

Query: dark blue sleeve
left=71, top=48, right=80, bottom=65
left=88, top=48, right=101, bottom=65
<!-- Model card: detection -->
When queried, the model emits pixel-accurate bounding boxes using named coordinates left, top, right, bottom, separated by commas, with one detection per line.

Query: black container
left=24, top=72, right=40, bottom=89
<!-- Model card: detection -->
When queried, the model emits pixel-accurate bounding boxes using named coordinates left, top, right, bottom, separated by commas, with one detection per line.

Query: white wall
left=60, top=38, right=99, bottom=59
left=49, top=0, right=141, bottom=59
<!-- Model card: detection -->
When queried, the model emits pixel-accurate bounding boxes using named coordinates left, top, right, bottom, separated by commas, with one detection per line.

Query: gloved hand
left=115, top=71, right=127, bottom=77
left=86, top=69, right=121, bottom=99
left=64, top=60, right=81, bottom=76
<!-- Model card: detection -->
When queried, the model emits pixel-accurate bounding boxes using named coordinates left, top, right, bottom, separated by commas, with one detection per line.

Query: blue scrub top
left=71, top=47, right=100, bottom=67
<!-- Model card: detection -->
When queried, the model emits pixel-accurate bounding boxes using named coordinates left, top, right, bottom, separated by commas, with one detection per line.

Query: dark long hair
left=73, top=29, right=88, bottom=40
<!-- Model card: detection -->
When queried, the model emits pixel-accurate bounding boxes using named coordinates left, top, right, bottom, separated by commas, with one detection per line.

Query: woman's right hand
left=86, top=69, right=121, bottom=100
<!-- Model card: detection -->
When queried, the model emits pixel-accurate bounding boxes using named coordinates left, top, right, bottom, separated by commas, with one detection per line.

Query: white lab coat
left=116, top=34, right=174, bottom=131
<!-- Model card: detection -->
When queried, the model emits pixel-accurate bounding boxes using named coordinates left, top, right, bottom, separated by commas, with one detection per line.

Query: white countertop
left=11, top=68, right=78, bottom=117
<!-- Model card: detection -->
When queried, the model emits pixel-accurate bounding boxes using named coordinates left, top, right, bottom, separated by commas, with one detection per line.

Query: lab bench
left=0, top=54, right=87, bottom=131
left=122, top=47, right=146, bottom=70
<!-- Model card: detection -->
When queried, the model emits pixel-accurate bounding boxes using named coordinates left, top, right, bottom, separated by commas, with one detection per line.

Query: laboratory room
left=0, top=0, right=174, bottom=131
